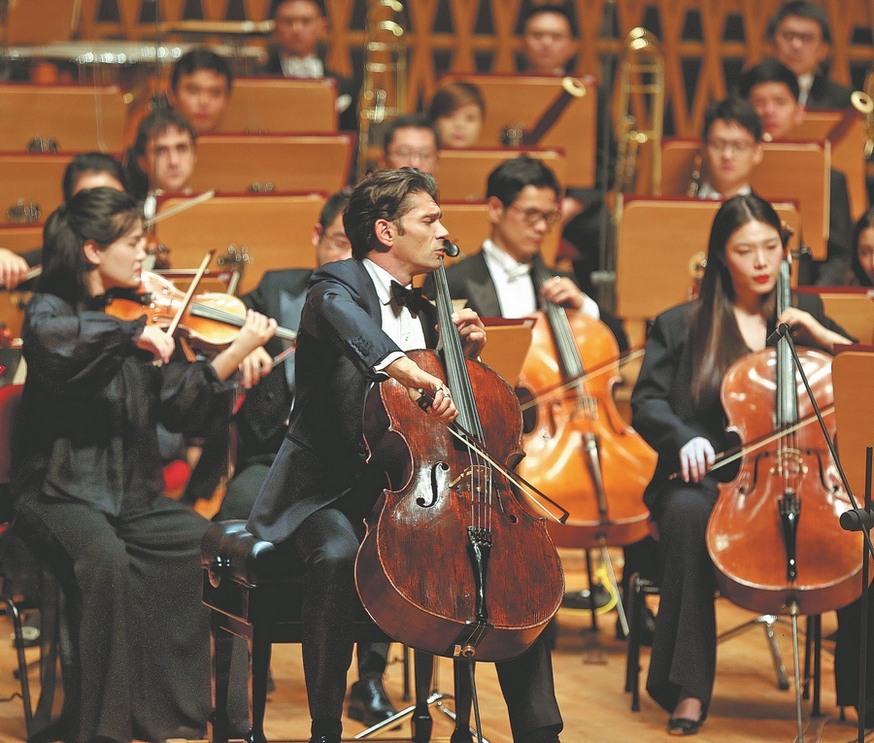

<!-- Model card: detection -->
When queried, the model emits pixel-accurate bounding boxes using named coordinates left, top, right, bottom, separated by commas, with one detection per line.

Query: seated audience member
left=766, top=0, right=853, bottom=109
left=427, top=81, right=485, bottom=149
left=738, top=58, right=853, bottom=285
left=169, top=48, right=233, bottom=134
left=695, top=97, right=764, bottom=200
left=11, top=187, right=275, bottom=743
left=126, top=108, right=198, bottom=210
left=0, top=151, right=131, bottom=288
left=260, top=0, right=357, bottom=130
left=380, top=114, right=440, bottom=173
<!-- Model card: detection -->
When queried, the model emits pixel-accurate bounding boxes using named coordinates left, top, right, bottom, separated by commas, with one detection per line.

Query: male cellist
left=246, top=167, right=564, bottom=743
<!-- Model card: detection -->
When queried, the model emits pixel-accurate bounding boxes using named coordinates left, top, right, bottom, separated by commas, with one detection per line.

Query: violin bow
left=165, top=250, right=215, bottom=339
left=415, top=388, right=570, bottom=525
left=143, top=189, right=217, bottom=228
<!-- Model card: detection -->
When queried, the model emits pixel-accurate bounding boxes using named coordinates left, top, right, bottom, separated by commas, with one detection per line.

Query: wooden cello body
left=515, top=260, right=656, bottom=549
left=706, top=262, right=865, bottom=616
left=355, top=253, right=564, bottom=662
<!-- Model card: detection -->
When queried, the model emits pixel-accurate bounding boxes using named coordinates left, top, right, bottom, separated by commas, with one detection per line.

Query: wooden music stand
left=661, top=139, right=830, bottom=259
left=615, top=196, right=801, bottom=321
left=479, top=319, right=535, bottom=387
left=833, top=347, right=874, bottom=503
left=439, top=202, right=560, bottom=267
left=441, top=74, right=597, bottom=189
left=0, top=84, right=128, bottom=152
left=190, top=134, right=353, bottom=195
left=794, top=110, right=867, bottom=222
left=0, top=225, right=43, bottom=253
left=5, top=0, right=78, bottom=45
left=434, top=148, right=567, bottom=202
left=796, top=287, right=874, bottom=345
left=221, top=78, right=338, bottom=134
left=0, top=154, right=68, bottom=225
left=154, top=192, right=326, bottom=295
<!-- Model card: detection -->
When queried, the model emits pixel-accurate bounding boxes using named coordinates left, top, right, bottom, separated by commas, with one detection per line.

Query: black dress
left=11, top=293, right=237, bottom=743
left=630, top=293, right=846, bottom=715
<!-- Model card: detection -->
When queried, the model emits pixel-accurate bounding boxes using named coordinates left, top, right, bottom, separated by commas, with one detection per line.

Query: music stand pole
left=775, top=328, right=874, bottom=743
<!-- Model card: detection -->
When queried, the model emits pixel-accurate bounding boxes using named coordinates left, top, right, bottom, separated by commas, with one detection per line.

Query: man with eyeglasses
left=766, top=0, right=852, bottom=109
left=380, top=113, right=441, bottom=173
left=695, top=97, right=764, bottom=201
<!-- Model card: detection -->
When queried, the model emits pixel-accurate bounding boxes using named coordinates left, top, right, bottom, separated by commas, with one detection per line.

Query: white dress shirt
left=280, top=54, right=324, bottom=79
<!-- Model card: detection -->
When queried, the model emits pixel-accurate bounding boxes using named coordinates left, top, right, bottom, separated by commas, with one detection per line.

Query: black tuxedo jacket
left=807, top=72, right=854, bottom=109
left=247, top=259, right=437, bottom=543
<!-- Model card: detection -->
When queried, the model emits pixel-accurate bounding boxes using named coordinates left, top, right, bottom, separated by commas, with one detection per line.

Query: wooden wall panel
left=64, top=0, right=874, bottom=138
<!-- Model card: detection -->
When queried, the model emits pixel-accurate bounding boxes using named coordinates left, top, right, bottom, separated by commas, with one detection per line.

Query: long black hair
left=39, top=188, right=141, bottom=307
left=690, top=193, right=785, bottom=411
left=850, top=206, right=874, bottom=287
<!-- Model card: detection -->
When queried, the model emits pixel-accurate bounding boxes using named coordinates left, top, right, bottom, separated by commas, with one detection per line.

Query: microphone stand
left=770, top=323, right=874, bottom=743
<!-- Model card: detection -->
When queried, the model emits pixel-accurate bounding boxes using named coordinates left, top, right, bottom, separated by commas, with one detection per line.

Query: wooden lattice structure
left=44, top=0, right=874, bottom=139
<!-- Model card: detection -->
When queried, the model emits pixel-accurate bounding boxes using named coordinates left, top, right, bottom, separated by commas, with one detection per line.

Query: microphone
left=767, top=322, right=791, bottom=345
left=442, top=239, right=460, bottom=258
left=840, top=507, right=874, bottom=532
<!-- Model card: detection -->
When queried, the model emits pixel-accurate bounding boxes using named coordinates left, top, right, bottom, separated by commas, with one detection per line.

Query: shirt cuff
left=372, top=350, right=406, bottom=377
left=579, top=294, right=600, bottom=320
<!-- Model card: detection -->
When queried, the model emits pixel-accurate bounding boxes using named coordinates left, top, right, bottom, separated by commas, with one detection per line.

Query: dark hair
left=344, top=168, right=439, bottom=261
left=737, top=58, right=800, bottom=102
left=522, top=3, right=577, bottom=36
left=690, top=193, right=785, bottom=410
left=319, top=189, right=351, bottom=231
left=270, top=0, right=325, bottom=18
left=767, top=0, right=831, bottom=44
left=132, top=107, right=197, bottom=159
left=486, top=155, right=561, bottom=206
left=702, top=96, right=763, bottom=142
left=427, top=82, right=486, bottom=122
left=383, top=113, right=441, bottom=154
left=40, top=188, right=141, bottom=306
left=851, top=206, right=874, bottom=286
left=171, top=48, right=233, bottom=93
left=62, top=152, right=128, bottom=204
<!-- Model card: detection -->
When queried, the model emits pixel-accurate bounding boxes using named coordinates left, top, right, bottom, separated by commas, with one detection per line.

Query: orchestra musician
left=630, top=192, right=852, bottom=736
left=427, top=81, right=485, bottom=150
left=168, top=48, right=233, bottom=135
left=379, top=113, right=441, bottom=172
left=246, top=168, right=564, bottom=743
left=766, top=0, right=853, bottom=109
left=849, top=206, right=874, bottom=286
left=259, top=0, right=357, bottom=131
left=737, top=57, right=853, bottom=286
left=10, top=187, right=275, bottom=743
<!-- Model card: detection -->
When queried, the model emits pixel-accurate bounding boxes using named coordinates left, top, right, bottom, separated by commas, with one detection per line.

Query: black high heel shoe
left=667, top=717, right=703, bottom=736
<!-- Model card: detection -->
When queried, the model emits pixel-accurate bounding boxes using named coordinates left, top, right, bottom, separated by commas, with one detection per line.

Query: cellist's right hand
left=385, top=356, right=457, bottom=424
left=679, top=436, right=716, bottom=483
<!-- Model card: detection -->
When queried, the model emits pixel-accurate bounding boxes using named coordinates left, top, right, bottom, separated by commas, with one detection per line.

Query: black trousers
left=647, top=481, right=719, bottom=716
left=292, top=505, right=563, bottom=741
left=15, top=492, right=214, bottom=743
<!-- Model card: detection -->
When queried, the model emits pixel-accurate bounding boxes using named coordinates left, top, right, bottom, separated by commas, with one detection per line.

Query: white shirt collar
left=482, top=238, right=532, bottom=280
left=280, top=54, right=324, bottom=79
left=361, top=258, right=401, bottom=306
left=697, top=182, right=752, bottom=200
left=797, top=72, right=814, bottom=105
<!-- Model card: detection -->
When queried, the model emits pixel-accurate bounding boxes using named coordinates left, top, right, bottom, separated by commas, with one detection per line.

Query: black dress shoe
left=308, top=735, right=341, bottom=743
left=668, top=717, right=703, bottom=736
left=347, top=677, right=398, bottom=727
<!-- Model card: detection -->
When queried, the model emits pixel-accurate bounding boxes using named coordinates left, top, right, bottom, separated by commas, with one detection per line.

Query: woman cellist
left=10, top=187, right=275, bottom=743
left=630, top=193, right=852, bottom=736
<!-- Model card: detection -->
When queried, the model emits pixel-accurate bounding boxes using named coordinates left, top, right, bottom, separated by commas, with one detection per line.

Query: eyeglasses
left=707, top=138, right=756, bottom=156
left=323, top=231, right=351, bottom=251
left=387, top=148, right=438, bottom=165
left=508, top=203, right=562, bottom=228
left=776, top=29, right=820, bottom=46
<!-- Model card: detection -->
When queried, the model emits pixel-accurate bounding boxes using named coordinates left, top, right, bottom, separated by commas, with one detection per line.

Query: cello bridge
left=449, top=465, right=491, bottom=493
left=769, top=449, right=808, bottom=477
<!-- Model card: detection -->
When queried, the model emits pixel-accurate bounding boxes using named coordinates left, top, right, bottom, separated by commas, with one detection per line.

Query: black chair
left=201, top=520, right=440, bottom=743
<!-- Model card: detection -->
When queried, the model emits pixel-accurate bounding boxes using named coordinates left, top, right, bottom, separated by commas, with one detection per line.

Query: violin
left=515, top=258, right=656, bottom=549
left=355, top=244, right=564, bottom=662
left=706, top=258, right=864, bottom=616
left=104, top=272, right=297, bottom=353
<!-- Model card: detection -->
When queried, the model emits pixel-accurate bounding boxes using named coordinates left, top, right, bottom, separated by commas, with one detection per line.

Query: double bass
left=706, top=258, right=864, bottom=617
left=355, top=244, right=564, bottom=661
left=515, top=257, right=656, bottom=550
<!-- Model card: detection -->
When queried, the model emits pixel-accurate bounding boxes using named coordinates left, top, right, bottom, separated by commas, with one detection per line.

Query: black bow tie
left=390, top=281, right=431, bottom=317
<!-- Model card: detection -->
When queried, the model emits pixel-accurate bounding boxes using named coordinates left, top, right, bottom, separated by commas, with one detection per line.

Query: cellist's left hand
left=451, top=309, right=487, bottom=359
left=777, top=307, right=853, bottom=353
left=540, top=275, right=588, bottom=310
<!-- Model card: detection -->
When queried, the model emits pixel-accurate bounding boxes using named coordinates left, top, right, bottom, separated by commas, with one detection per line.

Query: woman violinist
left=630, top=193, right=852, bottom=736
left=10, top=187, right=275, bottom=743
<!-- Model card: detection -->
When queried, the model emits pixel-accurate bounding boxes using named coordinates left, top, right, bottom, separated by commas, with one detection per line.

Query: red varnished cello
left=515, top=257, right=656, bottom=549
left=355, top=244, right=564, bottom=662
left=706, top=258, right=864, bottom=617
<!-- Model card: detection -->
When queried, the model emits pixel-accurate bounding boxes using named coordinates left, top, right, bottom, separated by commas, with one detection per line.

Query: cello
left=355, top=244, right=564, bottom=662
left=515, top=257, right=656, bottom=550
left=706, top=257, right=864, bottom=618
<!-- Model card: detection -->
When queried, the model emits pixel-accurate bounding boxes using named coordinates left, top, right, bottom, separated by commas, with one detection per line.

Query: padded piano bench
left=201, top=520, right=422, bottom=743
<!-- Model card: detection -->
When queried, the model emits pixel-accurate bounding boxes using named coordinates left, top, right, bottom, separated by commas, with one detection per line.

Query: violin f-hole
left=417, top=461, right=449, bottom=508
